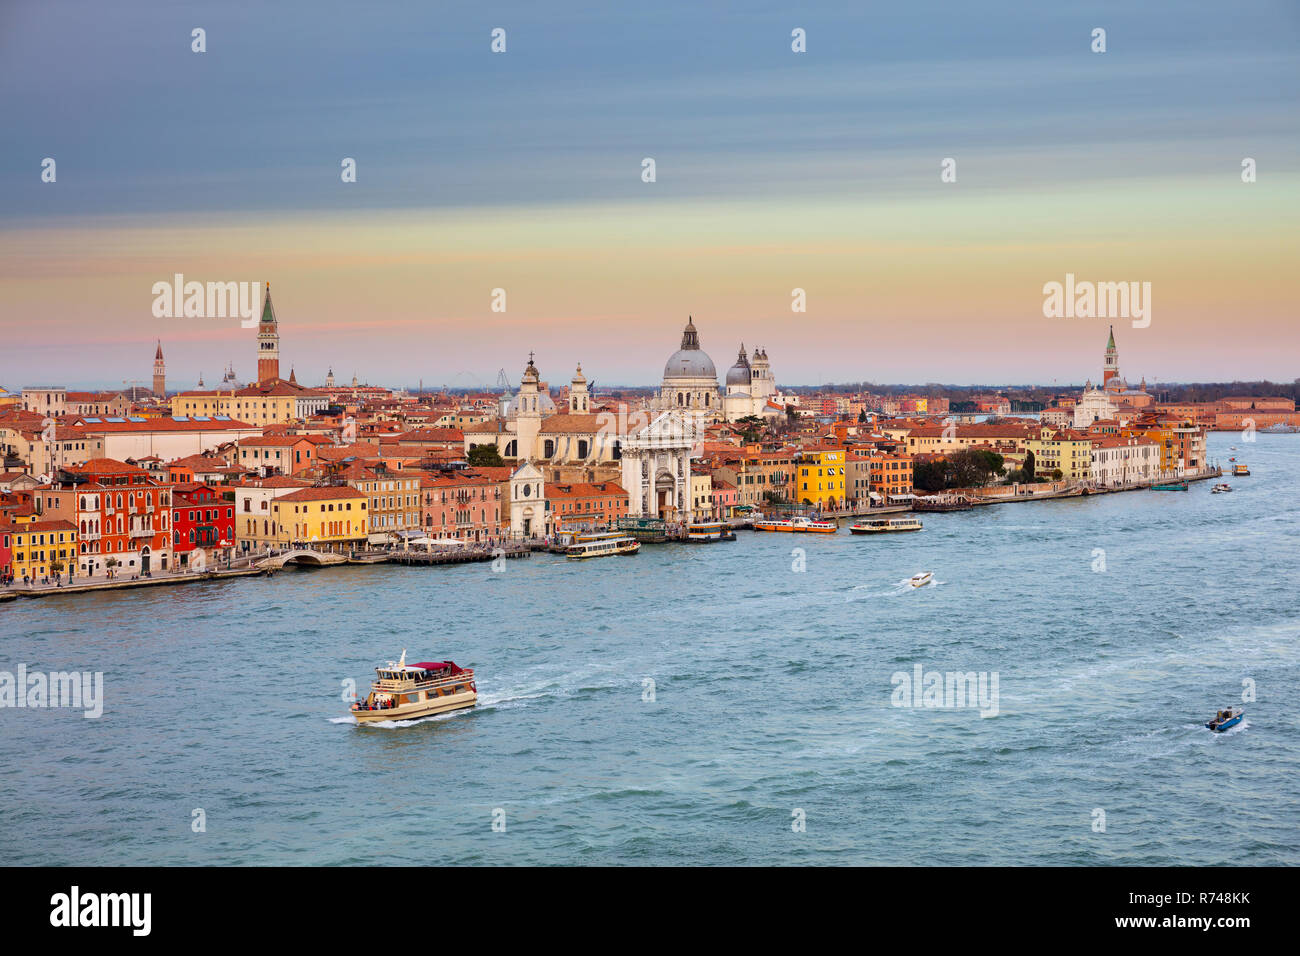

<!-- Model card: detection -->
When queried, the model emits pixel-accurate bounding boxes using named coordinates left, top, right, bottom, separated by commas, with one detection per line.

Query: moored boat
left=351, top=650, right=476, bottom=724
left=1205, top=708, right=1243, bottom=732
left=753, top=515, right=837, bottom=533
left=1151, top=481, right=1188, bottom=491
left=684, top=521, right=736, bottom=542
left=565, top=531, right=641, bottom=558
left=909, top=571, right=933, bottom=588
left=1232, top=463, right=1250, bottom=476
left=850, top=516, right=923, bottom=534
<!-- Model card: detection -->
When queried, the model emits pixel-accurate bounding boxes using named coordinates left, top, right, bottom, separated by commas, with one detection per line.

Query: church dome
left=506, top=391, right=556, bottom=416
left=663, top=317, right=717, bottom=381
left=725, top=345, right=752, bottom=386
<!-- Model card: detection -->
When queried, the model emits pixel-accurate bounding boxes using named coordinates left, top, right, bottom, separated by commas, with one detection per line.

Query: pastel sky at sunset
left=1, top=0, right=1297, bottom=389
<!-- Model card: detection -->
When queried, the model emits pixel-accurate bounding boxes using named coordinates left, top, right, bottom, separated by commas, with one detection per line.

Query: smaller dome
left=726, top=344, right=752, bottom=386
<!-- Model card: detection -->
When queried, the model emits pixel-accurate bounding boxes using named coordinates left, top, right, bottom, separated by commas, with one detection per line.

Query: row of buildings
left=0, top=296, right=1233, bottom=584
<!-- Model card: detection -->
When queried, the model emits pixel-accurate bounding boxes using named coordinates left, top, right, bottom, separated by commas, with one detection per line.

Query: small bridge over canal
left=258, top=549, right=349, bottom=569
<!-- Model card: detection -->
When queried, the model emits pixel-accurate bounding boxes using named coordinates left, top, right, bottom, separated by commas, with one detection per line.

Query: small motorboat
left=1205, top=708, right=1243, bottom=732
left=909, top=571, right=933, bottom=588
left=1211, top=483, right=1232, bottom=494
left=1228, top=457, right=1236, bottom=462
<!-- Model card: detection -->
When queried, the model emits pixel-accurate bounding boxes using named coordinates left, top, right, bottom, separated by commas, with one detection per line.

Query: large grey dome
left=665, top=349, right=717, bottom=379
left=663, top=317, right=717, bottom=380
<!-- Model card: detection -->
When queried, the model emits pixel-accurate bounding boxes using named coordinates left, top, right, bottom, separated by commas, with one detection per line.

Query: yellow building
left=689, top=472, right=713, bottom=521
left=171, top=379, right=328, bottom=427
left=1027, top=428, right=1093, bottom=481
left=796, top=447, right=846, bottom=509
left=1120, top=423, right=1179, bottom=474
left=9, top=519, right=79, bottom=582
left=270, top=486, right=368, bottom=552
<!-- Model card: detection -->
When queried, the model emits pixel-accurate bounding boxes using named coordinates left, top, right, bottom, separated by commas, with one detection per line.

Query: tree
left=736, top=415, right=764, bottom=443
left=1051, top=468, right=1063, bottom=480
left=1023, top=449, right=1036, bottom=478
left=466, top=444, right=504, bottom=467
left=947, top=448, right=1002, bottom=488
left=912, top=460, right=949, bottom=492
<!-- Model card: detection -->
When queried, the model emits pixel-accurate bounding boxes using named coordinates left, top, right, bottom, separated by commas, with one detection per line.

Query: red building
left=0, top=521, right=13, bottom=584
left=47, top=458, right=174, bottom=578
left=172, top=483, right=236, bottom=568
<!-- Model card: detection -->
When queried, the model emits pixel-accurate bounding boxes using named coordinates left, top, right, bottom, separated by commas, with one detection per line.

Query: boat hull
left=849, top=525, right=921, bottom=534
left=352, top=690, right=477, bottom=724
left=1206, top=713, right=1243, bottom=732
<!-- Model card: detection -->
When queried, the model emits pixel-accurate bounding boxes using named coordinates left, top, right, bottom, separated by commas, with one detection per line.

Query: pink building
left=420, top=472, right=503, bottom=543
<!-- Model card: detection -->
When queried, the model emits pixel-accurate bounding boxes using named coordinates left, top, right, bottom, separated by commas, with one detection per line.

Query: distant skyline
left=2, top=0, right=1298, bottom=387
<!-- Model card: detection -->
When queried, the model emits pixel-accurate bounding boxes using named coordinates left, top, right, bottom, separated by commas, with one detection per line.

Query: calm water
left=2, top=433, right=1296, bottom=866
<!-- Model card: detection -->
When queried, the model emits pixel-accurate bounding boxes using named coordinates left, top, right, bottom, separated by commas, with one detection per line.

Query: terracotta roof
left=65, top=458, right=148, bottom=475
left=545, top=481, right=627, bottom=499
left=274, top=486, right=366, bottom=503
left=21, top=518, right=78, bottom=532
left=71, top=417, right=257, bottom=432
left=538, top=414, right=606, bottom=434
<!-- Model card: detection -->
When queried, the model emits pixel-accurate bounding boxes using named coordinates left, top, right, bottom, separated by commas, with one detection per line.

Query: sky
left=1, top=0, right=1297, bottom=390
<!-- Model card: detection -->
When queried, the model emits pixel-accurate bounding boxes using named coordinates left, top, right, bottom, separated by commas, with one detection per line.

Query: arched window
left=544, top=439, right=555, bottom=458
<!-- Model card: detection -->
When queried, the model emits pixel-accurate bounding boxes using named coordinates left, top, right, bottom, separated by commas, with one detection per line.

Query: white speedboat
left=909, top=571, right=933, bottom=588
left=1211, top=483, right=1232, bottom=494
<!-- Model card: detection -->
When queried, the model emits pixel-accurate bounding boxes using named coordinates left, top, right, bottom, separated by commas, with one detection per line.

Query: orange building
left=546, top=481, right=629, bottom=531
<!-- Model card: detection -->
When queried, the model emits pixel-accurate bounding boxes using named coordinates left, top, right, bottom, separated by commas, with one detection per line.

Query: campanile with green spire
left=1103, top=325, right=1119, bottom=386
left=257, top=281, right=280, bottom=384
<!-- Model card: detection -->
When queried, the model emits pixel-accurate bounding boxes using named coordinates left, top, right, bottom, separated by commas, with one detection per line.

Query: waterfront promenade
left=0, top=464, right=1227, bottom=602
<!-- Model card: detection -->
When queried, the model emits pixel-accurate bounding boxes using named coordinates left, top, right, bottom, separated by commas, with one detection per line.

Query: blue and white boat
left=1205, top=708, right=1244, bottom=732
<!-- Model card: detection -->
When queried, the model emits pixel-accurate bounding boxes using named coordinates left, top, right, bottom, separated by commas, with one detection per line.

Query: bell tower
left=1103, top=325, right=1119, bottom=387
left=257, top=282, right=281, bottom=384
left=569, top=364, right=589, bottom=413
left=152, top=341, right=166, bottom=395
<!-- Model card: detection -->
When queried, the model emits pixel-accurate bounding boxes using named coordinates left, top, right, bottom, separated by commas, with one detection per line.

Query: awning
left=366, top=532, right=391, bottom=544
left=868, top=492, right=883, bottom=501
left=888, top=493, right=916, bottom=500
left=412, top=661, right=461, bottom=674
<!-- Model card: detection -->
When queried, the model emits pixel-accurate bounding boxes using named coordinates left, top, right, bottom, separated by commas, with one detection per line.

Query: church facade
left=1074, top=326, right=1154, bottom=428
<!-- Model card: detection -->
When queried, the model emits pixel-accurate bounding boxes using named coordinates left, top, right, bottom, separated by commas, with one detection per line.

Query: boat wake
left=842, top=577, right=943, bottom=601
left=331, top=707, right=478, bottom=729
